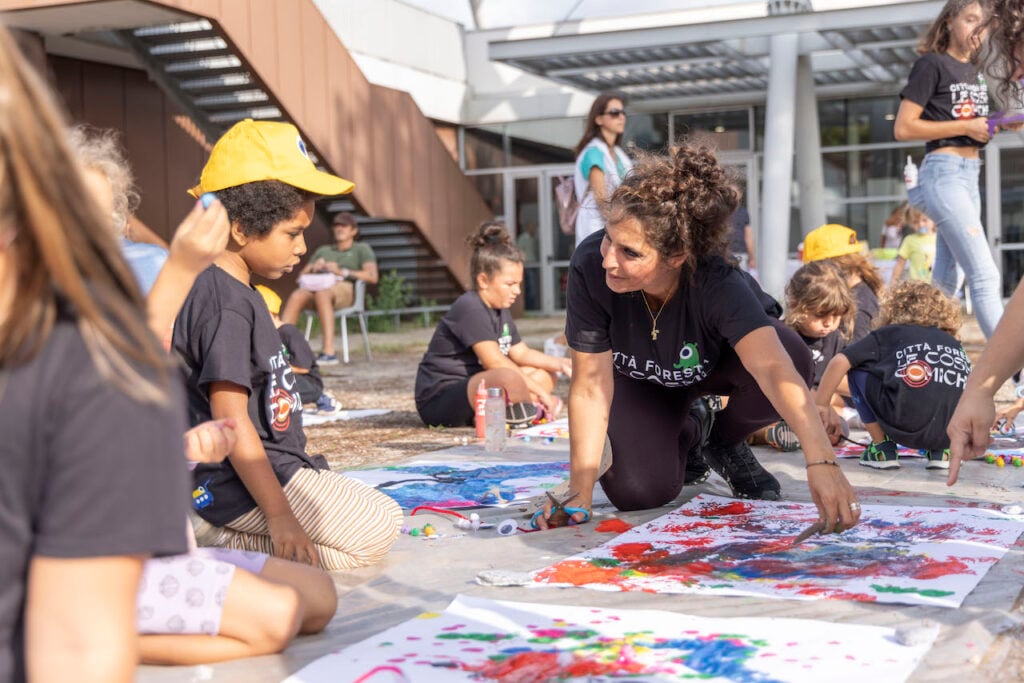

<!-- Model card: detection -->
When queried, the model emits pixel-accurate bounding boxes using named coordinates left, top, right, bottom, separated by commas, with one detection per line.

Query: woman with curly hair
left=534, top=143, right=860, bottom=532
left=894, top=1, right=1004, bottom=340
left=817, top=281, right=968, bottom=470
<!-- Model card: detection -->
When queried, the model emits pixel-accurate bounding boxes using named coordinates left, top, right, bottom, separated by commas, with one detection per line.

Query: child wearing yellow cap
left=803, top=223, right=883, bottom=345
left=173, top=119, right=401, bottom=571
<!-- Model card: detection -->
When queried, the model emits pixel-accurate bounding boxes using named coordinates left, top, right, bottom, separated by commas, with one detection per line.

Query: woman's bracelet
left=805, top=460, right=839, bottom=469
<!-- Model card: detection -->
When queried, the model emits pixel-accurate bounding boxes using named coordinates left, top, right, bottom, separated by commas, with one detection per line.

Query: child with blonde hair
left=758, top=260, right=856, bottom=450
left=817, top=280, right=969, bottom=470
left=891, top=206, right=937, bottom=283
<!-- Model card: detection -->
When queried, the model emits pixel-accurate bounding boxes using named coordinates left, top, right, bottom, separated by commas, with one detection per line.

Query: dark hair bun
left=467, top=220, right=514, bottom=250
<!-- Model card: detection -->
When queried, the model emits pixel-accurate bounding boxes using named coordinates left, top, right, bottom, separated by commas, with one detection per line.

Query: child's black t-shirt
left=851, top=281, right=879, bottom=345
left=842, top=324, right=970, bottom=449
left=415, top=291, right=522, bottom=405
left=565, top=231, right=779, bottom=387
left=173, top=266, right=326, bottom=526
left=900, top=52, right=989, bottom=154
left=278, top=323, right=320, bottom=376
left=799, top=329, right=845, bottom=389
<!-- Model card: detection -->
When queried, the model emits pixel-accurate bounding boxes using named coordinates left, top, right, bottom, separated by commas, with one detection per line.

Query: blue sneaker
left=926, top=449, right=950, bottom=470
left=315, top=393, right=341, bottom=414
left=317, top=353, right=339, bottom=365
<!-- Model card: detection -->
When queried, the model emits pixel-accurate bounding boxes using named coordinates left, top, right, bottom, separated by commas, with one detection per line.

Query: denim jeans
left=908, top=153, right=1003, bottom=338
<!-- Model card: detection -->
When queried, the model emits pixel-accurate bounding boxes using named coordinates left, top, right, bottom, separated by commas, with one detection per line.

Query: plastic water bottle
left=484, top=387, right=506, bottom=453
left=904, top=156, right=918, bottom=190
left=474, top=379, right=487, bottom=439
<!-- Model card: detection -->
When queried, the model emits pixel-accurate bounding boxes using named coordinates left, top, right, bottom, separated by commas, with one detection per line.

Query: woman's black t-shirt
left=842, top=324, right=970, bottom=449
left=900, top=52, right=989, bottom=153
left=415, top=291, right=522, bottom=405
left=565, top=231, right=779, bottom=387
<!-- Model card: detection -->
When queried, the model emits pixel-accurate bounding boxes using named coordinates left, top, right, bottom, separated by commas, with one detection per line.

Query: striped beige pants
left=198, top=469, right=402, bottom=571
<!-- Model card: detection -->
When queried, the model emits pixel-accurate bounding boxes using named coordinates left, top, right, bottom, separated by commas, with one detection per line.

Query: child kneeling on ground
left=816, top=280, right=969, bottom=470
left=174, top=119, right=402, bottom=570
left=415, top=221, right=571, bottom=429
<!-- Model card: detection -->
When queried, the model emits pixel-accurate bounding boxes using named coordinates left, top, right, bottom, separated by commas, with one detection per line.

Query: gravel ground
left=305, top=312, right=1004, bottom=471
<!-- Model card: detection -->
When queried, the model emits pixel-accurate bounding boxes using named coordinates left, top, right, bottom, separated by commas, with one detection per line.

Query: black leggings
left=599, top=319, right=813, bottom=511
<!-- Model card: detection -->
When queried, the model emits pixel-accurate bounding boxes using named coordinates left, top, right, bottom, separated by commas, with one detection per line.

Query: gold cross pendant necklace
left=641, top=291, right=670, bottom=341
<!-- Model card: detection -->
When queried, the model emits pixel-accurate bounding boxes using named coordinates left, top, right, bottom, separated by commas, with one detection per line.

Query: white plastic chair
left=303, top=279, right=372, bottom=363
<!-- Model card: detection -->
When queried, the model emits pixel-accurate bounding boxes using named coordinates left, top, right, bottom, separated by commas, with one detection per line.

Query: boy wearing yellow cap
left=173, top=120, right=401, bottom=570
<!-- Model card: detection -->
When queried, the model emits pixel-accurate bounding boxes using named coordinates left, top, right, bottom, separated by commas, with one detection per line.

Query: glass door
left=721, top=155, right=759, bottom=272
left=995, top=146, right=1024, bottom=298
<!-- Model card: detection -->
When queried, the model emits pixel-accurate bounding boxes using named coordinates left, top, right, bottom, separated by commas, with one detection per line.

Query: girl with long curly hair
left=817, top=281, right=967, bottom=470
left=534, top=143, right=860, bottom=533
left=894, top=1, right=1005, bottom=340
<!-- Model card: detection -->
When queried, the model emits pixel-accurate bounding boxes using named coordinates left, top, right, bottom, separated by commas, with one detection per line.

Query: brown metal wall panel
left=325, top=36, right=351, bottom=175
left=370, top=87, right=395, bottom=218
left=81, top=60, right=125, bottom=132
left=217, top=0, right=250, bottom=53
left=123, top=68, right=169, bottom=234
left=245, top=4, right=278, bottom=97
left=50, top=55, right=83, bottom=118
left=299, top=1, right=328, bottom=148
left=273, top=0, right=303, bottom=122
left=391, top=92, right=416, bottom=223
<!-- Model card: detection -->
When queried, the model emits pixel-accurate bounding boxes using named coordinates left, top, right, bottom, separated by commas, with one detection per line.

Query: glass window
left=625, top=112, right=669, bottom=152
left=673, top=109, right=751, bottom=151
left=470, top=174, right=503, bottom=218
left=507, top=118, right=577, bottom=166
left=846, top=96, right=900, bottom=145
left=818, top=99, right=847, bottom=147
left=823, top=200, right=907, bottom=248
left=463, top=125, right=505, bottom=170
left=822, top=148, right=924, bottom=199
left=1002, top=250, right=1024, bottom=298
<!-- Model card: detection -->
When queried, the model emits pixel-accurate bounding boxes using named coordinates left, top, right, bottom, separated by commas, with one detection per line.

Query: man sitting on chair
left=281, top=211, right=378, bottom=364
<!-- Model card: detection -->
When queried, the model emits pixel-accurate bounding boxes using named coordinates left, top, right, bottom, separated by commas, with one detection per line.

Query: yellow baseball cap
left=802, top=223, right=864, bottom=262
left=255, top=284, right=282, bottom=315
left=188, top=119, right=354, bottom=197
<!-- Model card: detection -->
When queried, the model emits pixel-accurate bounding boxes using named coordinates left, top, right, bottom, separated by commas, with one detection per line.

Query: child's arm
left=890, top=256, right=906, bottom=285
left=509, top=342, right=573, bottom=378
left=894, top=99, right=989, bottom=143
left=815, top=353, right=852, bottom=441
left=208, top=381, right=320, bottom=567
left=475, top=340, right=557, bottom=410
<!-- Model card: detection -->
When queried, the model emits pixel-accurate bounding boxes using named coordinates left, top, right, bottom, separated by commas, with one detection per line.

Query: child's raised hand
left=167, top=197, right=230, bottom=275
left=557, top=357, right=572, bottom=379
left=184, top=418, right=237, bottom=463
left=993, top=398, right=1024, bottom=432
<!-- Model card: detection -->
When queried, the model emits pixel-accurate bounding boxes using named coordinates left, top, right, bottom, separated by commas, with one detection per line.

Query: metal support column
left=795, top=54, right=826, bottom=236
left=760, top=32, right=799, bottom=301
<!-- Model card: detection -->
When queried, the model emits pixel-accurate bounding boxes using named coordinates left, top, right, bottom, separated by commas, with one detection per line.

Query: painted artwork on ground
left=833, top=441, right=922, bottom=458
left=302, top=408, right=391, bottom=426
left=344, top=460, right=569, bottom=509
left=532, top=494, right=1024, bottom=607
left=284, top=595, right=934, bottom=683
left=513, top=417, right=569, bottom=440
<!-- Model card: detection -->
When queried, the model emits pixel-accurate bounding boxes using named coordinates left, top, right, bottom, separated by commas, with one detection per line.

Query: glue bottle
left=904, top=155, right=918, bottom=190
left=484, top=387, right=506, bottom=453
left=474, top=379, right=488, bottom=439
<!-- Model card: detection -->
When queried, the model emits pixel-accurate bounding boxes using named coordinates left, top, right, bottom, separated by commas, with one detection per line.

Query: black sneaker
left=684, top=398, right=714, bottom=485
left=506, top=401, right=540, bottom=429
left=703, top=440, right=782, bottom=500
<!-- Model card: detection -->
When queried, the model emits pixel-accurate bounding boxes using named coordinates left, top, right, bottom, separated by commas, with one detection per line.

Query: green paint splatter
left=871, top=584, right=955, bottom=598
left=529, top=629, right=598, bottom=644
left=437, top=632, right=512, bottom=642
left=590, top=557, right=621, bottom=568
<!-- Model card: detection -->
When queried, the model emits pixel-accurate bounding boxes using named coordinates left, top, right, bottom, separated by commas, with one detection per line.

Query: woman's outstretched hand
left=806, top=462, right=861, bottom=533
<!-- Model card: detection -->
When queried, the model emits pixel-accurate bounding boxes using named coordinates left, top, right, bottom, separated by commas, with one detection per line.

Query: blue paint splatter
left=364, top=462, right=569, bottom=509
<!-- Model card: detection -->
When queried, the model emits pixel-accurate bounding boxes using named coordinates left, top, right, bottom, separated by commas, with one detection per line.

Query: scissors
left=530, top=491, right=591, bottom=529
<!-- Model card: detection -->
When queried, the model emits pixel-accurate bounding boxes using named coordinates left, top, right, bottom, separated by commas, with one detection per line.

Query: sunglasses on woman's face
left=603, top=108, right=627, bottom=118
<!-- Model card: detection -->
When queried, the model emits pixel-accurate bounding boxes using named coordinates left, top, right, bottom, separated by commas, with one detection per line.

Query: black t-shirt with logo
left=173, top=266, right=326, bottom=526
left=800, top=329, right=846, bottom=389
left=415, top=291, right=522, bottom=405
left=900, top=52, right=989, bottom=154
left=0, top=318, right=189, bottom=681
left=842, top=324, right=970, bottom=449
left=565, top=231, right=779, bottom=387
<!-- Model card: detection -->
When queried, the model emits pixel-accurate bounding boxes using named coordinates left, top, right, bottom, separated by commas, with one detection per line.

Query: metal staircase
left=119, top=19, right=464, bottom=304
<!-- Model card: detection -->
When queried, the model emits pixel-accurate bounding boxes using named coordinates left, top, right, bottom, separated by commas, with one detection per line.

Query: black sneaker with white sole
left=684, top=398, right=715, bottom=485
left=703, top=439, right=781, bottom=500
left=506, top=401, right=540, bottom=430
